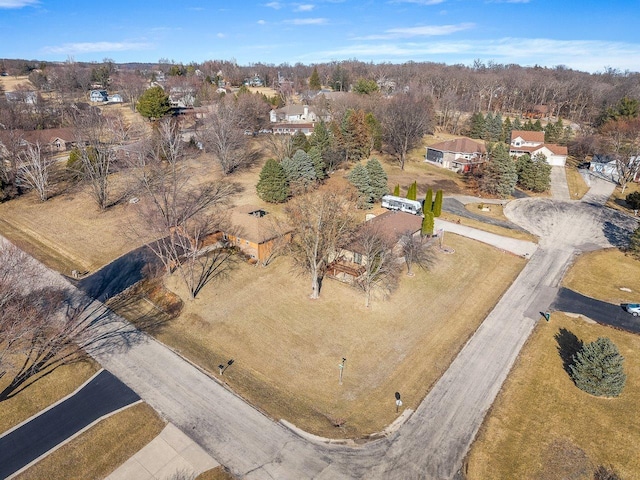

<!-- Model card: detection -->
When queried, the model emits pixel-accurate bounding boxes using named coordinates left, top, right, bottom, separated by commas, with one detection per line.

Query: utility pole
left=339, top=358, right=346, bottom=385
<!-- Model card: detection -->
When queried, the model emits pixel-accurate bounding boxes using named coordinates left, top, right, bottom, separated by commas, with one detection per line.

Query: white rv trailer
left=380, top=195, right=422, bottom=215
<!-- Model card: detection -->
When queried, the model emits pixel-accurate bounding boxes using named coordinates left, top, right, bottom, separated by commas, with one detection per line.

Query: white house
left=271, top=123, right=314, bottom=136
left=270, top=104, right=317, bottom=123
left=509, top=130, right=568, bottom=167
left=90, top=90, right=108, bottom=102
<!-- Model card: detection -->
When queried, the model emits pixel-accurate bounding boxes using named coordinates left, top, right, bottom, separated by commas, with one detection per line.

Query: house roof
left=545, top=144, right=568, bottom=155
left=511, top=130, right=545, bottom=143
left=16, top=128, right=76, bottom=145
left=428, top=137, right=486, bottom=155
left=349, top=211, right=422, bottom=253
left=228, top=205, right=286, bottom=244
left=274, top=104, right=311, bottom=116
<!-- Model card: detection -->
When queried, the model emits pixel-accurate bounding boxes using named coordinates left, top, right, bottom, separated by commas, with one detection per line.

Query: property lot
left=466, top=313, right=640, bottom=479
left=150, top=234, right=525, bottom=439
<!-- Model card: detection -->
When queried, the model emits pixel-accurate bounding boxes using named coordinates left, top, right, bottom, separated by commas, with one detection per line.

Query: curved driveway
left=10, top=177, right=638, bottom=479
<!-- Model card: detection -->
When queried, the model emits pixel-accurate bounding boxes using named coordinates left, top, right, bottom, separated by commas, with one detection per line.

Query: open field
left=466, top=313, right=640, bottom=479
left=138, top=233, right=526, bottom=439
left=562, top=248, right=640, bottom=304
left=15, top=402, right=165, bottom=480
left=0, top=359, right=99, bottom=434
left=0, top=75, right=33, bottom=91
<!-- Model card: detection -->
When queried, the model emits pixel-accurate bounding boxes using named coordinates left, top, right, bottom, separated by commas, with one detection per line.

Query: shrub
left=569, top=337, right=626, bottom=397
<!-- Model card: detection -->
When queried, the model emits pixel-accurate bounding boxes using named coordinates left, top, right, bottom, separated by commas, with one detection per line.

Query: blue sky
left=1, top=0, right=639, bottom=73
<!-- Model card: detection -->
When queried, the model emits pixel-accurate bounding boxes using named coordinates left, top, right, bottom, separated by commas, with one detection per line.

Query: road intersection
left=5, top=175, right=637, bottom=479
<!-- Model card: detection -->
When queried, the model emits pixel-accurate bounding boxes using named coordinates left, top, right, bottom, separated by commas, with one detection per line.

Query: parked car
left=625, top=303, right=640, bottom=316
left=577, top=161, right=591, bottom=169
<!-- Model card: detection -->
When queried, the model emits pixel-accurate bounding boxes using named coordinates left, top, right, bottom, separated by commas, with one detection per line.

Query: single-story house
left=221, top=205, right=291, bottom=265
left=328, top=210, right=422, bottom=283
left=0, top=128, right=77, bottom=154
left=271, top=123, right=315, bottom=136
left=590, top=155, right=640, bottom=183
left=90, top=90, right=109, bottom=102
left=509, top=130, right=568, bottom=166
left=270, top=104, right=317, bottom=123
left=425, top=137, right=487, bottom=172
left=107, top=93, right=123, bottom=103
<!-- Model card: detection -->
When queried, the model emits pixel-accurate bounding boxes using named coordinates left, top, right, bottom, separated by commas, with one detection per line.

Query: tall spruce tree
left=424, top=188, right=434, bottom=213
left=348, top=163, right=374, bottom=209
left=308, top=146, right=326, bottom=181
left=365, top=157, right=388, bottom=201
left=433, top=189, right=443, bottom=217
left=256, top=158, right=289, bottom=203
left=570, top=337, right=626, bottom=397
left=501, top=117, right=512, bottom=143
left=468, top=112, right=486, bottom=139
left=291, top=130, right=310, bottom=152
left=308, top=67, right=321, bottom=91
left=480, top=143, right=518, bottom=198
left=281, top=149, right=316, bottom=194
left=517, top=153, right=551, bottom=192
left=309, top=120, right=331, bottom=155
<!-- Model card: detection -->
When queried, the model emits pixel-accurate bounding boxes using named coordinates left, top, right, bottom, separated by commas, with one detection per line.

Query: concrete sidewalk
left=107, top=423, right=219, bottom=480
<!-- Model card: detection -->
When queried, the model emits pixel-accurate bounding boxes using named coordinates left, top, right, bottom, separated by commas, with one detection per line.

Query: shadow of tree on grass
left=555, top=328, right=583, bottom=375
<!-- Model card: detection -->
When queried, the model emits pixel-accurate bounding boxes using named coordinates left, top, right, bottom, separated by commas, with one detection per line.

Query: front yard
left=136, top=233, right=525, bottom=439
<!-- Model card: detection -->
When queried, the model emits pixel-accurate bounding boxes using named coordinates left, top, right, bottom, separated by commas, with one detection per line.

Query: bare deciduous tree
left=197, top=97, right=250, bottom=174
left=381, top=92, right=434, bottom=170
left=16, top=141, right=54, bottom=201
left=353, top=227, right=401, bottom=307
left=130, top=119, right=240, bottom=298
left=399, top=232, right=436, bottom=276
left=600, top=118, right=640, bottom=193
left=284, top=188, right=356, bottom=299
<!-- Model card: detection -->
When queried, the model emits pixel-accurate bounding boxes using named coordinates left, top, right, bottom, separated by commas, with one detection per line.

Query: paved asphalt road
left=442, top=197, right=526, bottom=231
left=0, top=369, right=140, bottom=479
left=553, top=287, right=640, bottom=334
left=5, top=176, right=635, bottom=479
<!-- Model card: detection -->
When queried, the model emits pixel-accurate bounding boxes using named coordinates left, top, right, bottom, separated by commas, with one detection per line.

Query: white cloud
left=284, top=17, right=327, bottom=25
left=265, top=1, right=283, bottom=8
left=295, top=4, right=315, bottom=11
left=356, top=23, right=474, bottom=40
left=42, top=41, right=153, bottom=55
left=0, top=0, right=38, bottom=8
left=217, top=33, right=226, bottom=38
left=257, top=19, right=266, bottom=24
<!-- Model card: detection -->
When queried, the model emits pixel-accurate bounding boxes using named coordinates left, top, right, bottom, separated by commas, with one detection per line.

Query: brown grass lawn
left=606, top=181, right=640, bottom=216
left=150, top=233, right=525, bottom=439
left=565, top=157, right=590, bottom=200
left=562, top=248, right=640, bottom=304
left=16, top=402, right=165, bottom=480
left=0, top=75, right=34, bottom=91
left=466, top=313, right=640, bottom=479
left=197, top=467, right=237, bottom=480
left=439, top=209, right=538, bottom=243
left=0, top=359, right=99, bottom=434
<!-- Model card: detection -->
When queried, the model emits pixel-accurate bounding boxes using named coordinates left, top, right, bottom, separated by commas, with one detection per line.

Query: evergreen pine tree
left=501, top=117, right=512, bottom=144
left=512, top=117, right=523, bottom=131
left=483, top=112, right=494, bottom=141
left=365, top=157, right=388, bottom=201
left=406, top=181, right=417, bottom=201
left=308, top=146, right=326, bottom=181
left=480, top=143, right=518, bottom=198
left=523, top=119, right=534, bottom=131
left=424, top=188, right=434, bottom=213
left=485, top=113, right=503, bottom=142
left=570, top=337, right=626, bottom=397
left=422, top=211, right=435, bottom=237
left=291, top=130, right=310, bottom=152
left=309, top=120, right=331, bottom=155
left=365, top=112, right=383, bottom=152
left=256, top=159, right=289, bottom=203
left=308, top=67, right=322, bottom=91
left=628, top=225, right=640, bottom=260
left=348, top=163, right=374, bottom=209
left=281, top=150, right=316, bottom=194
left=433, top=189, right=443, bottom=217
left=533, top=119, right=543, bottom=131
left=467, top=112, right=486, bottom=139
left=393, top=184, right=400, bottom=196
